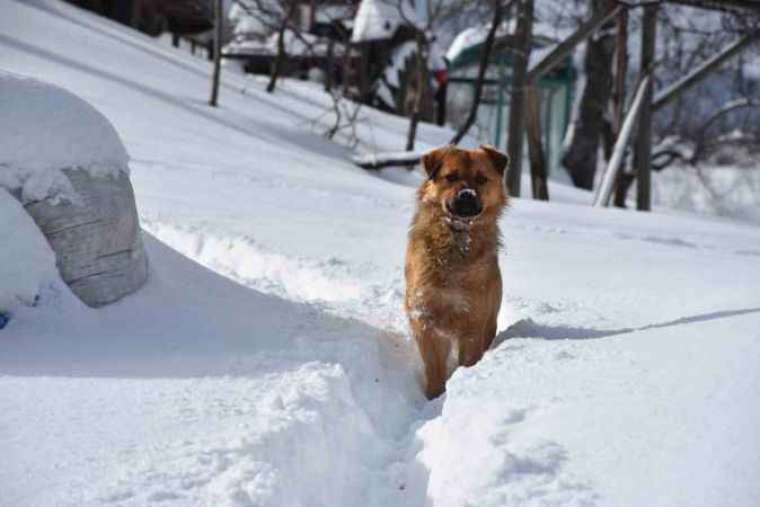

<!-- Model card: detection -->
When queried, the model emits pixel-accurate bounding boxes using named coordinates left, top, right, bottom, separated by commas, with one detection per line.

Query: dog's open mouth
left=443, top=209, right=480, bottom=229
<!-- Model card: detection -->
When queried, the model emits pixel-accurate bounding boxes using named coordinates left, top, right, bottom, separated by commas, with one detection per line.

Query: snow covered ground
left=1, top=1, right=760, bottom=506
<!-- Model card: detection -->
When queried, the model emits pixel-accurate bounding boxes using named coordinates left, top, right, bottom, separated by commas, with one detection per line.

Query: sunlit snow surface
left=1, top=1, right=760, bottom=506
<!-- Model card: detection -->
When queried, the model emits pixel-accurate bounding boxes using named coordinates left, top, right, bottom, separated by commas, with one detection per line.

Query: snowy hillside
left=2, top=1, right=760, bottom=506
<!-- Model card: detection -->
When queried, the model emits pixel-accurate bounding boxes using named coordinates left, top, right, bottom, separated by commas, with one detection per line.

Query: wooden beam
left=634, top=4, right=657, bottom=211
left=652, top=34, right=755, bottom=111
left=525, top=86, right=549, bottom=200
left=526, top=5, right=621, bottom=83
left=594, top=75, right=651, bottom=207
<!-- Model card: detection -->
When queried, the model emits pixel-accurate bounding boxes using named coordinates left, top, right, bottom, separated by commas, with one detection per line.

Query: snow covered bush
left=0, top=72, right=148, bottom=307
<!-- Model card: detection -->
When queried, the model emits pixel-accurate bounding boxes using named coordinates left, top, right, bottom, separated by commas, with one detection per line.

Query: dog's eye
left=445, top=173, right=459, bottom=183
left=475, top=174, right=488, bottom=185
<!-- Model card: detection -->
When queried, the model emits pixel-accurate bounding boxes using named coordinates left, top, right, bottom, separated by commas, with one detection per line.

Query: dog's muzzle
left=449, top=188, right=483, bottom=218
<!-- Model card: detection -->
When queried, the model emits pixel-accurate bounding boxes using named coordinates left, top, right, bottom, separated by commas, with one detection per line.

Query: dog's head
left=418, top=144, right=509, bottom=222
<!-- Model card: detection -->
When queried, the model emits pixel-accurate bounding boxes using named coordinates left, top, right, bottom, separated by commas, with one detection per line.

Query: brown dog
left=405, top=144, right=509, bottom=399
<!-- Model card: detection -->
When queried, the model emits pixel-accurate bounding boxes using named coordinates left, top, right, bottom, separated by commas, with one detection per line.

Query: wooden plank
left=525, top=86, right=549, bottom=200
left=594, top=75, right=651, bottom=207
left=526, top=5, right=621, bottom=83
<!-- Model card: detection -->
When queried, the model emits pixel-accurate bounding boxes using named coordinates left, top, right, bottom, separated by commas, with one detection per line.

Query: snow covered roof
left=0, top=72, right=129, bottom=202
left=225, top=29, right=346, bottom=58
left=446, top=21, right=570, bottom=70
left=351, top=0, right=415, bottom=43
left=446, top=26, right=487, bottom=63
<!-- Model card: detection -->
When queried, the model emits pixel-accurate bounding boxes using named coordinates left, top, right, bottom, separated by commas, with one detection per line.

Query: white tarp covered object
left=0, top=71, right=148, bottom=307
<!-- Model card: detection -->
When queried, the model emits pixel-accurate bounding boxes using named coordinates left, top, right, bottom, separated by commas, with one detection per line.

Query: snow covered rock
left=0, top=72, right=147, bottom=307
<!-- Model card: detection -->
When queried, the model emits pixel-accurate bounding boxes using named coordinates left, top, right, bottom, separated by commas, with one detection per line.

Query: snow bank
left=654, top=166, right=760, bottom=224
left=0, top=190, right=59, bottom=315
left=416, top=316, right=760, bottom=507
left=0, top=71, right=128, bottom=203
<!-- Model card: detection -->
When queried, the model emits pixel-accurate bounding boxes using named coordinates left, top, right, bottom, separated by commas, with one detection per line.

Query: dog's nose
left=452, top=188, right=482, bottom=217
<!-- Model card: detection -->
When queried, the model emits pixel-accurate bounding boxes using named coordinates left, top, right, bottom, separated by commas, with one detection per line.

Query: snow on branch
left=352, top=150, right=423, bottom=170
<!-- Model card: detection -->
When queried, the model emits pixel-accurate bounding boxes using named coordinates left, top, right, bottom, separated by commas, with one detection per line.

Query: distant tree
left=232, top=0, right=305, bottom=93
left=382, top=0, right=463, bottom=151
left=209, top=0, right=223, bottom=106
left=504, top=0, right=534, bottom=196
left=449, top=0, right=508, bottom=145
left=561, top=0, right=617, bottom=191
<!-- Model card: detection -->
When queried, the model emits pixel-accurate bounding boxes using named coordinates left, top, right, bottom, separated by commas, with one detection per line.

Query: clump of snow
left=0, top=190, right=59, bottom=314
left=446, top=26, right=488, bottom=62
left=0, top=71, right=129, bottom=202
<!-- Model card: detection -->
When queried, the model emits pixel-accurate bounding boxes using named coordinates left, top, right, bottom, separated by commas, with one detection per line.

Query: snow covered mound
left=0, top=190, right=59, bottom=316
left=0, top=71, right=128, bottom=203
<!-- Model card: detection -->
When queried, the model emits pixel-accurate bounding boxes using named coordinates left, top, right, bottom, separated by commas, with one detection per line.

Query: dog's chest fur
left=408, top=210, right=500, bottom=284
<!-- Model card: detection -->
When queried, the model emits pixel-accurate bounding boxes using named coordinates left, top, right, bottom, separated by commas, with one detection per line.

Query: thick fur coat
left=405, top=145, right=509, bottom=399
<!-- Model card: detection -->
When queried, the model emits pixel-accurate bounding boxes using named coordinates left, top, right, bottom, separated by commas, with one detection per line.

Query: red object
left=434, top=69, right=449, bottom=85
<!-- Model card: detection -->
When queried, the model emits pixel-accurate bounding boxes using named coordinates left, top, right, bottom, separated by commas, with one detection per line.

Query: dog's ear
left=480, top=144, right=509, bottom=175
left=421, top=145, right=451, bottom=180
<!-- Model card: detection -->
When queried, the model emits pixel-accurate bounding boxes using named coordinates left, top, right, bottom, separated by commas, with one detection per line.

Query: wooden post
left=525, top=86, right=549, bottom=200
left=634, top=4, right=657, bottom=211
left=505, top=0, right=533, bottom=198
left=209, top=0, right=223, bottom=107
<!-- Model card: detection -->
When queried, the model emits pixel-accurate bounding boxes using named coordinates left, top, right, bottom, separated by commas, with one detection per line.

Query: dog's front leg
left=410, top=318, right=451, bottom=399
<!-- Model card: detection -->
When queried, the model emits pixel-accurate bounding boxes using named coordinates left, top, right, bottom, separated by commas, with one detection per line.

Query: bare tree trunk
left=406, top=31, right=427, bottom=151
left=450, top=0, right=505, bottom=145
left=634, top=4, right=657, bottom=211
left=612, top=8, right=631, bottom=208
left=325, top=38, right=335, bottom=92
left=560, top=0, right=616, bottom=190
left=505, top=0, right=533, bottom=197
left=208, top=0, right=223, bottom=107
left=525, top=85, right=549, bottom=200
left=267, top=14, right=289, bottom=93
